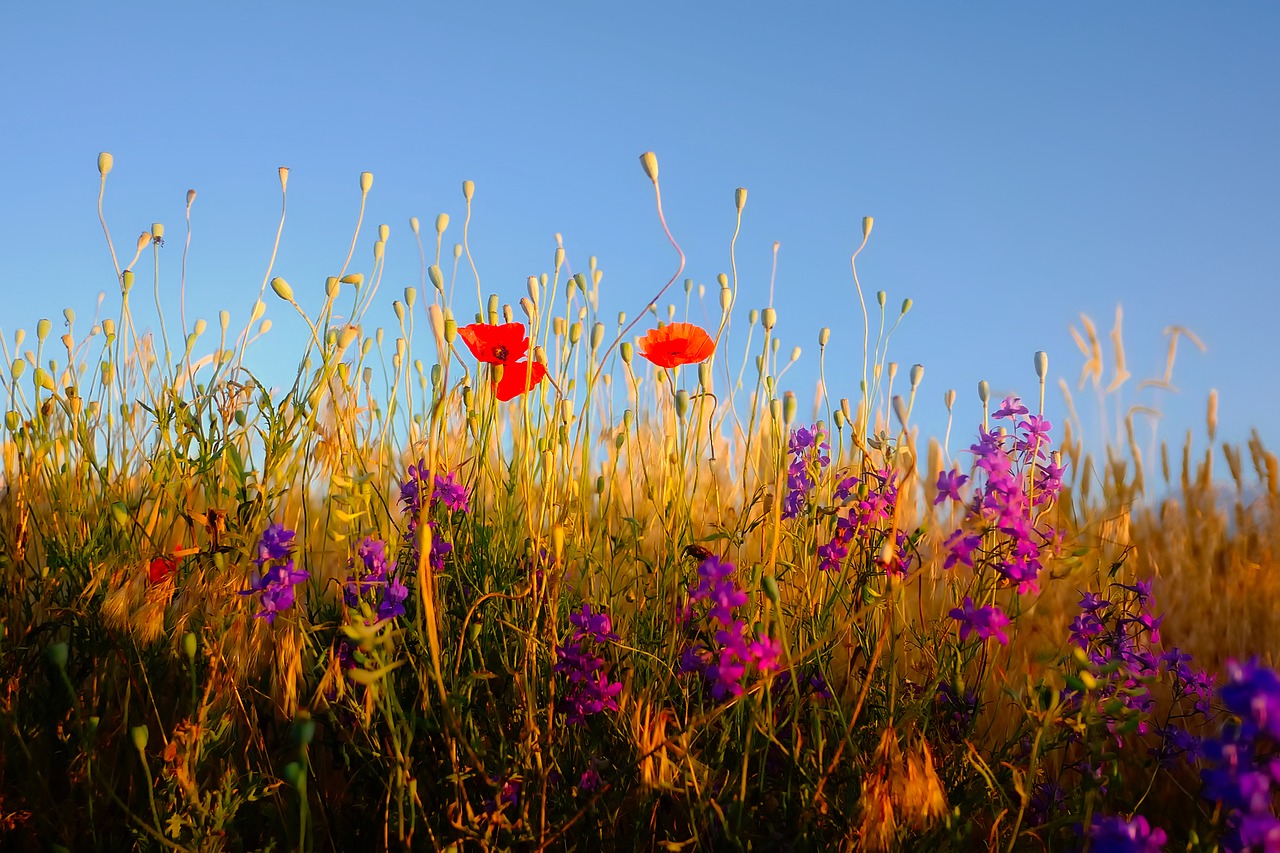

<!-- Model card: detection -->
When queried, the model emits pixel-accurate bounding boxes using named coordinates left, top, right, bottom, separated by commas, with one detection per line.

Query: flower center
left=493, top=345, right=509, bottom=361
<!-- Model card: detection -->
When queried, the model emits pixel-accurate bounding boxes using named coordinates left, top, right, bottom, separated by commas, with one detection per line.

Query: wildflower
left=148, top=554, right=178, bottom=584
left=433, top=470, right=470, bottom=513
left=933, top=469, right=969, bottom=505
left=942, top=528, right=982, bottom=570
left=948, top=597, right=1011, bottom=645
left=241, top=523, right=307, bottom=624
left=555, top=602, right=623, bottom=724
left=458, top=321, right=546, bottom=400
left=747, top=632, right=783, bottom=674
left=1083, top=813, right=1168, bottom=853
left=636, top=322, right=715, bottom=368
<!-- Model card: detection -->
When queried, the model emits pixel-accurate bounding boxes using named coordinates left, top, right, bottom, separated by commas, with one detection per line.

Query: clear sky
left=3, top=3, right=1278, bottom=473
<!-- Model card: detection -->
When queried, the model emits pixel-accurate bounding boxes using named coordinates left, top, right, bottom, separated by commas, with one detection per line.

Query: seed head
left=97, top=152, right=113, bottom=176
left=271, top=277, right=294, bottom=302
left=359, top=172, right=373, bottom=193
left=639, top=151, right=659, bottom=184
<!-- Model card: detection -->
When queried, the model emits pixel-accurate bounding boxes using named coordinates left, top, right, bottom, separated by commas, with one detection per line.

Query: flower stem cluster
left=939, top=396, right=1064, bottom=594
left=240, top=523, right=307, bottom=623
left=344, top=536, right=408, bottom=621
left=679, top=555, right=782, bottom=701
left=782, top=423, right=830, bottom=520
left=554, top=603, right=623, bottom=724
left=399, top=459, right=469, bottom=571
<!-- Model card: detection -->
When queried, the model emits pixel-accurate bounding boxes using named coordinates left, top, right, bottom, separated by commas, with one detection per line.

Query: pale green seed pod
left=36, top=319, right=51, bottom=342
left=98, top=361, right=110, bottom=384
left=404, top=286, right=416, bottom=308
left=620, top=341, right=633, bottom=364
left=151, top=223, right=164, bottom=241
left=569, top=322, right=582, bottom=344
left=393, top=301, right=405, bottom=323
left=527, top=276, right=540, bottom=305
left=900, top=298, right=912, bottom=315
left=47, top=642, right=68, bottom=670
left=783, top=391, right=797, bottom=426
left=4, top=411, right=18, bottom=431
left=769, top=397, right=782, bottom=424
left=761, top=574, right=781, bottom=606
left=1034, top=351, right=1048, bottom=382
left=453, top=243, right=462, bottom=260
left=34, top=368, right=54, bottom=391
left=789, top=346, right=801, bottom=363
left=674, top=389, right=690, bottom=419
left=698, top=362, right=712, bottom=388
left=717, top=273, right=728, bottom=288
left=591, top=322, right=605, bottom=351
left=360, top=172, right=373, bottom=193
left=271, top=277, right=294, bottom=302
left=250, top=299, right=265, bottom=323
left=876, top=290, right=886, bottom=308
left=978, top=380, right=990, bottom=405
left=862, top=216, right=874, bottom=239
left=462, top=180, right=475, bottom=201
left=720, top=287, right=732, bottom=312
left=617, top=311, right=627, bottom=328
left=683, top=278, right=693, bottom=295
left=428, top=264, right=444, bottom=292
left=622, top=409, right=634, bottom=431
left=130, top=725, right=149, bottom=752
left=735, top=187, right=747, bottom=211
left=639, top=151, right=659, bottom=183
left=182, top=631, right=198, bottom=661
left=337, top=325, right=359, bottom=351
left=444, top=318, right=457, bottom=344
left=834, top=408, right=847, bottom=430
left=755, top=355, right=764, bottom=375
left=910, top=363, right=924, bottom=389
left=486, top=293, right=499, bottom=317
left=819, top=327, right=830, bottom=347
left=555, top=246, right=565, bottom=269
left=121, top=270, right=134, bottom=294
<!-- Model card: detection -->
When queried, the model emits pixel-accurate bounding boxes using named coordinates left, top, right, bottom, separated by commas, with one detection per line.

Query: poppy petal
left=494, top=360, right=547, bottom=401
left=459, top=322, right=530, bottom=364
left=637, top=322, right=715, bottom=368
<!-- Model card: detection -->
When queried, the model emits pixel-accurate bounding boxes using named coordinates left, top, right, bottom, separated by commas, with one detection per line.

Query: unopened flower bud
left=462, top=180, right=474, bottom=202
left=340, top=272, right=364, bottom=285
left=271, top=277, right=294, bottom=302
left=762, top=308, right=777, bottom=331
left=900, top=298, right=912, bottom=315
left=97, top=152, right=113, bottom=176
left=378, top=223, right=389, bottom=242
left=151, top=223, right=164, bottom=240
left=674, top=389, right=690, bottom=420
left=1034, top=350, right=1048, bottom=382
left=819, top=327, right=830, bottom=347
left=735, top=187, right=747, bottom=210
left=121, top=270, right=134, bottom=293
left=360, top=172, right=373, bottom=193
left=620, top=341, right=633, bottom=364
left=910, top=363, right=924, bottom=389
left=978, top=380, right=990, bottom=405
left=428, top=264, right=444, bottom=292
left=130, top=725, right=149, bottom=751
left=639, top=151, right=659, bottom=183
left=862, top=216, right=874, bottom=239
left=783, top=391, right=797, bottom=426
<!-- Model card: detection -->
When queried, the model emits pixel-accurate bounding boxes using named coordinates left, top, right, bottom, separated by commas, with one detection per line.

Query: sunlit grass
left=0, top=152, right=1275, bottom=850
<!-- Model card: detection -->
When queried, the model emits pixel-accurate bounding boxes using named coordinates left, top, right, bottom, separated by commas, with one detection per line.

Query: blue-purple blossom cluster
left=399, top=459, right=469, bottom=571
left=938, top=396, right=1065, bottom=594
left=948, top=596, right=1012, bottom=645
left=1200, top=659, right=1280, bottom=850
left=554, top=603, right=623, bottom=724
left=344, top=536, right=409, bottom=621
left=679, top=555, right=783, bottom=700
left=1082, top=813, right=1168, bottom=853
left=782, top=424, right=830, bottom=520
left=240, top=523, right=308, bottom=623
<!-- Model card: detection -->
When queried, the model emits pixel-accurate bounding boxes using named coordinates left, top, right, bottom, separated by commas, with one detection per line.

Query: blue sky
left=3, top=3, right=1278, bottom=472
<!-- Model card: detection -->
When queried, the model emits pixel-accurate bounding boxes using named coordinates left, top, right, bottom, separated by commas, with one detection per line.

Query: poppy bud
left=893, top=395, right=909, bottom=430
left=378, top=223, right=389, bottom=242
left=555, top=246, right=565, bottom=269
left=674, top=389, right=689, bottom=420
left=698, top=362, right=711, bottom=388
left=639, top=151, right=659, bottom=183
left=519, top=297, right=535, bottom=320
left=900, top=298, right=912, bottom=316
left=271, top=277, right=294, bottom=302
left=977, top=380, right=990, bottom=405
left=373, top=241, right=384, bottom=261
left=1034, top=351, right=1048, bottom=383
left=748, top=309, right=759, bottom=326
left=527, top=276, right=540, bottom=305
left=278, top=167, right=289, bottom=191
left=735, top=187, right=747, bottom=211
left=409, top=216, right=420, bottom=236
left=47, top=642, right=68, bottom=670
left=360, top=172, right=373, bottom=193
left=620, top=342, right=633, bottom=365
left=435, top=213, right=449, bottom=235
left=769, top=397, right=782, bottom=424
left=404, top=287, right=417, bottom=308
left=428, top=264, right=444, bottom=292
left=819, top=327, right=830, bottom=347
left=97, top=152, right=114, bottom=176
left=945, top=389, right=956, bottom=412
left=130, top=725, right=149, bottom=752
left=327, top=277, right=341, bottom=299
left=121, top=270, right=134, bottom=294
left=783, top=391, right=796, bottom=426
left=910, top=364, right=924, bottom=390
left=462, top=180, right=475, bottom=202
left=591, top=322, right=604, bottom=351
left=762, top=574, right=781, bottom=606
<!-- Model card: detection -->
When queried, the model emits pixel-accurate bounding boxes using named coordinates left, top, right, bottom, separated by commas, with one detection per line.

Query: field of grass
left=1, top=152, right=1277, bottom=851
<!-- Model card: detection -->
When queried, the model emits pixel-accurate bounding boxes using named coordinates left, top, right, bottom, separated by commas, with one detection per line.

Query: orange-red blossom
left=637, top=322, right=715, bottom=368
left=458, top=322, right=547, bottom=401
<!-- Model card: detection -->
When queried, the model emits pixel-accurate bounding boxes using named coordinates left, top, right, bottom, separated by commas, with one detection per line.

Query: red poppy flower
left=459, top=322, right=530, bottom=364
left=148, top=555, right=178, bottom=584
left=637, top=322, right=715, bottom=368
left=494, top=360, right=548, bottom=402
left=459, top=322, right=547, bottom=401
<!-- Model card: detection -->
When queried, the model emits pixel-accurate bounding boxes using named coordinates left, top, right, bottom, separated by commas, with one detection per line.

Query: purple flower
left=934, top=469, right=969, bottom=505
left=748, top=632, right=783, bottom=674
left=1084, top=813, right=1167, bottom=853
left=949, top=597, right=1011, bottom=645
left=241, top=524, right=307, bottom=624
left=993, top=395, right=1029, bottom=420
left=942, top=529, right=982, bottom=570
left=433, top=471, right=470, bottom=513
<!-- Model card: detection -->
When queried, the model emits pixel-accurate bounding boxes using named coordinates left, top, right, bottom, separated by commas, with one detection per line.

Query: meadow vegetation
left=0, top=151, right=1276, bottom=851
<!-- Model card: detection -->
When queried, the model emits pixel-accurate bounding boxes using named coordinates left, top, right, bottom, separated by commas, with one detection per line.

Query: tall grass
left=0, top=152, right=1275, bottom=851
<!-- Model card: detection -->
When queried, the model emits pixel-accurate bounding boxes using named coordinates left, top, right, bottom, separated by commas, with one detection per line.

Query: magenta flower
left=949, top=597, right=1011, bottom=645
left=934, top=469, right=970, bottom=505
